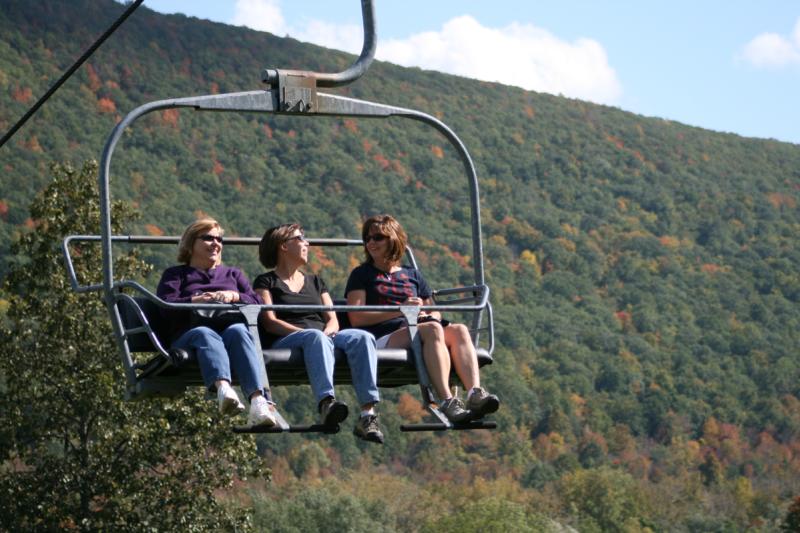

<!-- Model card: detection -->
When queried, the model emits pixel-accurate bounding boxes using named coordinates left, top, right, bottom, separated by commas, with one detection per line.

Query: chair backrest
left=334, top=299, right=352, bottom=329
left=118, top=297, right=167, bottom=352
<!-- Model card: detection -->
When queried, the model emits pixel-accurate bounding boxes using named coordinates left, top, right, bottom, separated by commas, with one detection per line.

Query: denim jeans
left=172, top=323, right=267, bottom=399
left=271, top=328, right=380, bottom=407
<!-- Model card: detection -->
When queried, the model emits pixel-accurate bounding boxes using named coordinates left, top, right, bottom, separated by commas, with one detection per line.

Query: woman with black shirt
left=254, top=224, right=383, bottom=443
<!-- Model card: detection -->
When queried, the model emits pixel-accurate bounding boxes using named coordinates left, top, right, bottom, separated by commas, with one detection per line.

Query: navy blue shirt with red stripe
left=345, top=263, right=432, bottom=338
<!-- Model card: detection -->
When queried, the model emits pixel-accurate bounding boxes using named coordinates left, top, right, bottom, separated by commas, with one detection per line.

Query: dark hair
left=259, top=223, right=303, bottom=269
left=361, top=214, right=407, bottom=265
left=177, top=217, right=223, bottom=264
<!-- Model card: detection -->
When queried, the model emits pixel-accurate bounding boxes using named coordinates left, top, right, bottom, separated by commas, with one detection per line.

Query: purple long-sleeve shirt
left=157, top=264, right=261, bottom=304
left=156, top=264, right=262, bottom=341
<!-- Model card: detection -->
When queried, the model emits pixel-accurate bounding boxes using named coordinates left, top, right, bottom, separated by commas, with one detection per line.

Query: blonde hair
left=361, top=214, right=407, bottom=265
left=259, top=223, right=303, bottom=269
left=177, top=217, right=223, bottom=264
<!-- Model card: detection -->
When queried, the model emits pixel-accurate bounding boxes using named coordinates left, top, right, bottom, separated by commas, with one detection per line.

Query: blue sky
left=143, top=1, right=800, bottom=145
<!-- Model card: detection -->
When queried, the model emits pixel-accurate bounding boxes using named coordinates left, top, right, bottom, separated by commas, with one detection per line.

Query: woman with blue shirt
left=345, top=214, right=499, bottom=423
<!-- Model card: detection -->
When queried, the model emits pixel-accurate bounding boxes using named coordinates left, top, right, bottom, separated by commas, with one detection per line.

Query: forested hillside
left=2, top=0, right=800, bottom=529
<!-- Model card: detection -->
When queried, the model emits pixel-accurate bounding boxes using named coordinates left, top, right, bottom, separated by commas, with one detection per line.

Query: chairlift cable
left=0, top=0, right=144, bottom=149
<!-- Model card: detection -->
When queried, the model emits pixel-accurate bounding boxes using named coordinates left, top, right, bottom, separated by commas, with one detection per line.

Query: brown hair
left=259, top=223, right=303, bottom=269
left=361, top=214, right=407, bottom=265
left=177, top=217, right=223, bottom=264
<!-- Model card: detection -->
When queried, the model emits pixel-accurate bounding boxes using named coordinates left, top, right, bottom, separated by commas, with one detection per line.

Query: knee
left=348, top=329, right=376, bottom=346
left=222, top=323, right=251, bottom=341
left=304, top=329, right=330, bottom=348
left=450, top=323, right=470, bottom=341
left=419, top=322, right=445, bottom=342
left=187, top=326, right=221, bottom=341
left=340, top=330, right=377, bottom=360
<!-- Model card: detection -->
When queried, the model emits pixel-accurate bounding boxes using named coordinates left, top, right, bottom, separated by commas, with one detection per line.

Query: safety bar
left=64, top=233, right=493, bottom=353
left=106, top=279, right=490, bottom=315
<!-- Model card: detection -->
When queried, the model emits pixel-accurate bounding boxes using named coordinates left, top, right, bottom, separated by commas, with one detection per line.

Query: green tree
left=422, top=497, right=554, bottom=533
left=560, top=466, right=648, bottom=532
left=781, top=495, right=800, bottom=533
left=0, top=161, right=266, bottom=531
left=251, top=486, right=397, bottom=533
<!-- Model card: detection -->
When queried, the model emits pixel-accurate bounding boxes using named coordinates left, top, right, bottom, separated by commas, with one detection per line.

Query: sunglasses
left=286, top=233, right=307, bottom=243
left=198, top=234, right=223, bottom=244
left=364, top=234, right=388, bottom=243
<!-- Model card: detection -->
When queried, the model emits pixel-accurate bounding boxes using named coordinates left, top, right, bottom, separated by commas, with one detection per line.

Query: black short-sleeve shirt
left=344, top=263, right=432, bottom=338
left=253, top=271, right=328, bottom=345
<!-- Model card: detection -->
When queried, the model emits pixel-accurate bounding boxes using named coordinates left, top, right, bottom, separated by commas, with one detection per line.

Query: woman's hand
left=215, top=290, right=239, bottom=303
left=193, top=291, right=239, bottom=303
left=403, top=296, right=435, bottom=319
left=323, top=325, right=338, bottom=338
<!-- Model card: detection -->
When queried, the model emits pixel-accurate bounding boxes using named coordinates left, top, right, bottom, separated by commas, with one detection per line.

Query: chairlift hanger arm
left=262, top=0, right=376, bottom=89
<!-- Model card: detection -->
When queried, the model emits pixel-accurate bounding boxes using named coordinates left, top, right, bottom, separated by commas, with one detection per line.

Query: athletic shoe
left=217, top=383, right=245, bottom=416
left=248, top=395, right=277, bottom=427
left=353, top=414, right=384, bottom=444
left=319, top=398, right=349, bottom=427
left=466, top=387, right=500, bottom=419
left=440, top=397, right=471, bottom=423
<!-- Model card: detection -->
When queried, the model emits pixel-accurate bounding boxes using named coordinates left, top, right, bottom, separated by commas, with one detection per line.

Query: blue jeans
left=271, top=328, right=380, bottom=407
left=172, top=323, right=267, bottom=399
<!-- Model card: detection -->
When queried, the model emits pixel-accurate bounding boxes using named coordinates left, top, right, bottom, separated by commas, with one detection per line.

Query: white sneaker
left=248, top=395, right=277, bottom=427
left=217, top=383, right=245, bottom=416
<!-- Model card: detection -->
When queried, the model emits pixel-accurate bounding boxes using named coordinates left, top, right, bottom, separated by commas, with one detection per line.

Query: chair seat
left=263, top=347, right=492, bottom=387
left=120, top=296, right=492, bottom=397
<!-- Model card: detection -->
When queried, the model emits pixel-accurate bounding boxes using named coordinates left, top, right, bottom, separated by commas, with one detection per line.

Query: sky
left=142, top=0, right=800, bottom=145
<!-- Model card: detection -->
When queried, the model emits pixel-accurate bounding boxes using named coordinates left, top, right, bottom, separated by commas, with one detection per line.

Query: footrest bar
left=232, top=423, right=341, bottom=434
left=400, top=420, right=497, bottom=432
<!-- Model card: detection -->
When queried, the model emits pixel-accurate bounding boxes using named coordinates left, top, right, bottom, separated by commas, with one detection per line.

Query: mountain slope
left=2, top=0, right=800, bottom=527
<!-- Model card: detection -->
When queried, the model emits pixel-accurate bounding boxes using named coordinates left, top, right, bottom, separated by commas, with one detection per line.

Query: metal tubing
left=262, top=0, right=376, bottom=88
left=97, top=91, right=485, bottom=294
left=96, top=86, right=489, bottom=398
left=400, top=421, right=497, bottom=432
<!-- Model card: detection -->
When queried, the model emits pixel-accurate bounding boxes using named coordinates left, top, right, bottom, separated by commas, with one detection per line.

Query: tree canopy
left=1, top=0, right=799, bottom=529
left=0, top=161, right=267, bottom=530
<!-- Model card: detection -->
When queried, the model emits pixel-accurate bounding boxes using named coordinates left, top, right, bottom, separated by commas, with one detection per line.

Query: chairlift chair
left=63, top=0, right=496, bottom=433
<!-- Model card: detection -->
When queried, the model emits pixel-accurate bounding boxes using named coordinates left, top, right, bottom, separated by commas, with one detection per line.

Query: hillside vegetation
left=2, top=0, right=800, bottom=529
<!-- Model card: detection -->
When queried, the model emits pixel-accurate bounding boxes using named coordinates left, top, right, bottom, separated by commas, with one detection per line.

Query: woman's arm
left=233, top=269, right=261, bottom=304
left=346, top=289, right=409, bottom=327
left=419, top=297, right=442, bottom=320
left=157, top=267, right=193, bottom=303
left=321, top=292, right=339, bottom=336
left=256, top=288, right=304, bottom=336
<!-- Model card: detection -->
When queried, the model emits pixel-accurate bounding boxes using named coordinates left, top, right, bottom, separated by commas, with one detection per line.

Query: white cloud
left=230, top=2, right=622, bottom=104
left=293, top=20, right=364, bottom=54
left=740, top=17, right=800, bottom=68
left=378, top=15, right=621, bottom=104
left=230, top=0, right=286, bottom=35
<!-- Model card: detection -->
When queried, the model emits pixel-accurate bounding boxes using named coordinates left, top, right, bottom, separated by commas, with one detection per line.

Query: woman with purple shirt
left=157, top=217, right=278, bottom=427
